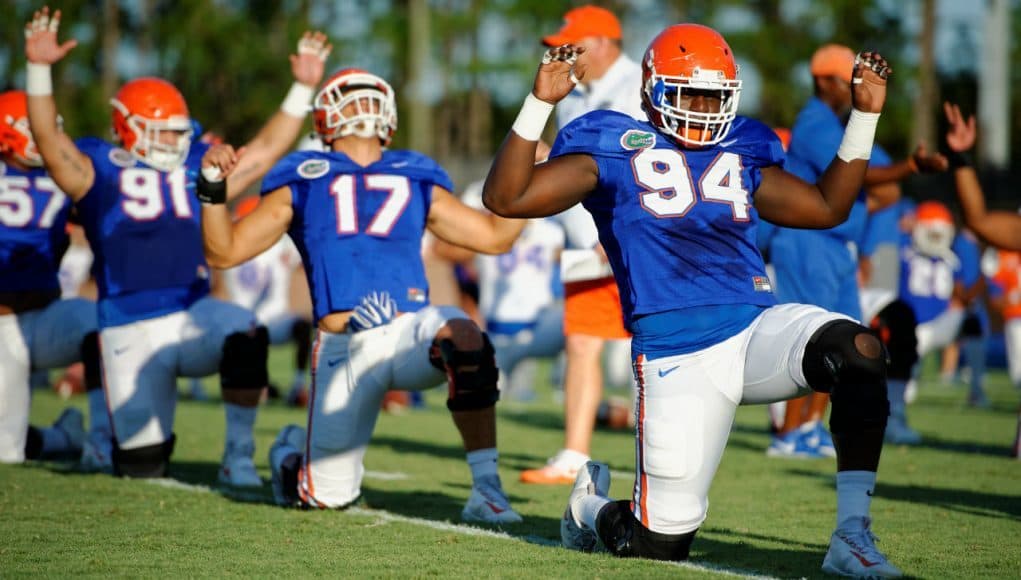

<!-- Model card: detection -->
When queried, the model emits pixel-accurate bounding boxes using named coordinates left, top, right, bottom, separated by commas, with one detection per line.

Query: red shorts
left=564, top=277, right=630, bottom=339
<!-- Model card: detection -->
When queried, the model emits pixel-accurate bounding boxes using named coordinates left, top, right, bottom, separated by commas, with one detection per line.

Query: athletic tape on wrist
left=511, top=93, right=554, bottom=142
left=837, top=110, right=880, bottom=163
left=281, top=83, right=315, bottom=118
left=197, top=171, right=227, bottom=205
left=26, top=63, right=53, bottom=96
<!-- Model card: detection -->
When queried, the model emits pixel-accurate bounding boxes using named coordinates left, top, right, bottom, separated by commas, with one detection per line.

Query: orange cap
left=915, top=200, right=953, bottom=224
left=233, top=196, right=260, bottom=221
left=810, top=44, right=855, bottom=83
left=542, top=5, right=621, bottom=47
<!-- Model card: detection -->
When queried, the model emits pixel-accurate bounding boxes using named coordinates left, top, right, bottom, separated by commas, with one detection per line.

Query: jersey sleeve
left=725, top=117, right=786, bottom=171
left=870, top=143, right=893, bottom=168
left=550, top=110, right=640, bottom=161
left=399, top=151, right=455, bottom=192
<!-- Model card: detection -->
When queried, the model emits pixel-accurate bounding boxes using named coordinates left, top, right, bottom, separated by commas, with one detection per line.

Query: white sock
left=553, top=448, right=590, bottom=470
left=87, top=389, right=111, bottom=435
left=836, top=470, right=876, bottom=527
left=466, top=447, right=499, bottom=481
left=577, top=494, right=612, bottom=530
left=224, top=403, right=257, bottom=448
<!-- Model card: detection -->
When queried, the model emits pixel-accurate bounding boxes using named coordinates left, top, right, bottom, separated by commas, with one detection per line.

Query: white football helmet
left=313, top=68, right=397, bottom=146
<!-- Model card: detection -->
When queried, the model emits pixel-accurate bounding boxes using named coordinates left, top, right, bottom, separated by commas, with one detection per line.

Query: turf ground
left=2, top=347, right=1019, bottom=578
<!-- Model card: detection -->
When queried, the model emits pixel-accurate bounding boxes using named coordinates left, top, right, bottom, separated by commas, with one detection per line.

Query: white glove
left=348, top=291, right=398, bottom=333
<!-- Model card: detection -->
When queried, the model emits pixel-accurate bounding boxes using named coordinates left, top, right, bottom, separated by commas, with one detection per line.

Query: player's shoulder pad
left=551, top=110, right=653, bottom=160
left=75, top=137, right=136, bottom=168
left=380, top=149, right=454, bottom=192
left=261, top=151, right=333, bottom=194
left=719, top=116, right=785, bottom=169
left=184, top=140, right=211, bottom=168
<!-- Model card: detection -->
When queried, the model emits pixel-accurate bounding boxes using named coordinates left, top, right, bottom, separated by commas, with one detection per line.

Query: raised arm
left=198, top=145, right=293, bottom=268
left=225, top=31, right=331, bottom=196
left=24, top=7, right=93, bottom=200
left=427, top=186, right=527, bottom=254
left=944, top=102, right=1021, bottom=250
left=755, top=51, right=892, bottom=228
left=482, top=45, right=598, bottom=218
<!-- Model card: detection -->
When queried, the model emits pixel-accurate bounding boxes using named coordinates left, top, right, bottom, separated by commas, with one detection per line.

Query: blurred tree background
left=0, top=0, right=1017, bottom=202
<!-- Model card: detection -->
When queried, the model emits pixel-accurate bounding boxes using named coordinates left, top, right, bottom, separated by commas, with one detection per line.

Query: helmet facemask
left=644, top=54, right=741, bottom=147
left=314, top=72, right=397, bottom=145
left=912, top=221, right=955, bottom=258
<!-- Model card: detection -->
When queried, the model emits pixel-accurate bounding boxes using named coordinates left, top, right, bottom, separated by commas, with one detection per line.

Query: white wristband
left=511, top=93, right=555, bottom=141
left=201, top=166, right=223, bottom=182
left=836, top=109, right=880, bottom=163
left=26, top=63, right=53, bottom=96
left=280, top=82, right=315, bottom=117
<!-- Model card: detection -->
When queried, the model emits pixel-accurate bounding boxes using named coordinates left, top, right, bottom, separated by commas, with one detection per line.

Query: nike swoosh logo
left=866, top=489, right=874, bottom=496
left=327, top=358, right=342, bottom=368
left=851, top=551, right=880, bottom=567
left=485, top=501, right=506, bottom=514
left=113, top=346, right=129, bottom=355
left=392, top=161, right=409, bottom=168
left=658, top=365, right=680, bottom=378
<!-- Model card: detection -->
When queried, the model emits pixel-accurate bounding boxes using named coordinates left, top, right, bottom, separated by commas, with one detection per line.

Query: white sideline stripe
left=143, top=478, right=776, bottom=579
left=364, top=470, right=409, bottom=481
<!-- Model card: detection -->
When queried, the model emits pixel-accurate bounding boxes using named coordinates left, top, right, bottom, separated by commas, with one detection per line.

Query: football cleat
left=219, top=441, right=262, bottom=488
left=766, top=429, right=826, bottom=459
left=561, top=461, right=611, bottom=552
left=461, top=475, right=522, bottom=524
left=806, top=421, right=837, bottom=458
left=884, top=417, right=921, bottom=446
left=269, top=424, right=306, bottom=506
left=822, top=517, right=903, bottom=578
left=80, top=430, right=114, bottom=473
left=53, top=408, right=86, bottom=455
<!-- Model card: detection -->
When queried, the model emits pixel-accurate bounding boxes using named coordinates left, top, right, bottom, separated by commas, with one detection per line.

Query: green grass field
left=2, top=347, right=1019, bottom=578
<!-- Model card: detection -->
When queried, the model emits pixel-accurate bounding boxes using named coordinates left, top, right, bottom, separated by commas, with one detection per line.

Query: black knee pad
left=24, top=426, right=44, bottom=460
left=596, top=500, right=697, bottom=561
left=871, top=300, right=918, bottom=381
left=803, top=320, right=890, bottom=433
left=113, top=435, right=176, bottom=478
left=220, top=327, right=269, bottom=390
left=434, top=334, right=500, bottom=412
left=81, top=331, right=102, bottom=392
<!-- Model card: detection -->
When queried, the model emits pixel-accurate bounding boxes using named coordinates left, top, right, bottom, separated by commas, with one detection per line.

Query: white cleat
left=269, top=424, right=306, bottom=506
left=461, top=475, right=523, bottom=524
left=822, top=517, right=903, bottom=578
left=561, top=461, right=611, bottom=552
left=219, top=441, right=262, bottom=488
left=80, top=430, right=114, bottom=473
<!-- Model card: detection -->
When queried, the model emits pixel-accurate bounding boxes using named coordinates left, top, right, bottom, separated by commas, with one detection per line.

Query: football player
left=24, top=6, right=329, bottom=482
left=0, top=89, right=94, bottom=465
left=942, top=101, right=1021, bottom=459
left=484, top=24, right=903, bottom=576
left=198, top=67, right=524, bottom=523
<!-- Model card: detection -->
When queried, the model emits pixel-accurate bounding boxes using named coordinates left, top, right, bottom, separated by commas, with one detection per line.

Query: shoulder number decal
left=632, top=149, right=750, bottom=221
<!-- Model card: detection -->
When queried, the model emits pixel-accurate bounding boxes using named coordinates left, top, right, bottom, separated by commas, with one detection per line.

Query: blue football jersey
left=0, top=162, right=72, bottom=293
left=261, top=149, right=453, bottom=323
left=898, top=235, right=961, bottom=324
left=73, top=138, right=211, bottom=327
left=550, top=110, right=781, bottom=332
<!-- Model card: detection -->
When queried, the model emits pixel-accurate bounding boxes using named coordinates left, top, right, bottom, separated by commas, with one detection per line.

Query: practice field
left=2, top=348, right=1019, bottom=578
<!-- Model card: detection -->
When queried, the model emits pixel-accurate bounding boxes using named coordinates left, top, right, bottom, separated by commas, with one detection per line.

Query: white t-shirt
left=463, top=181, right=565, bottom=327
left=223, top=237, right=302, bottom=323
left=555, top=54, right=646, bottom=130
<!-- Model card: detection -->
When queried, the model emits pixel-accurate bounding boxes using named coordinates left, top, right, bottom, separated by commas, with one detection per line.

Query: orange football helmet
left=110, top=78, right=193, bottom=172
left=0, top=90, right=43, bottom=167
left=912, top=201, right=955, bottom=257
left=313, top=68, right=397, bottom=146
left=641, top=24, right=742, bottom=147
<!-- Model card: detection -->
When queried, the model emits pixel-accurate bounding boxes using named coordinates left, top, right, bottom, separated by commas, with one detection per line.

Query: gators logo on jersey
left=297, top=159, right=330, bottom=179
left=108, top=148, right=136, bottom=168
left=620, top=129, right=656, bottom=150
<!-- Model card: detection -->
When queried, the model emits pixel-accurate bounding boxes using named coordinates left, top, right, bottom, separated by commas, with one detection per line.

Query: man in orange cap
left=760, top=43, right=948, bottom=454
left=519, top=5, right=645, bottom=485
